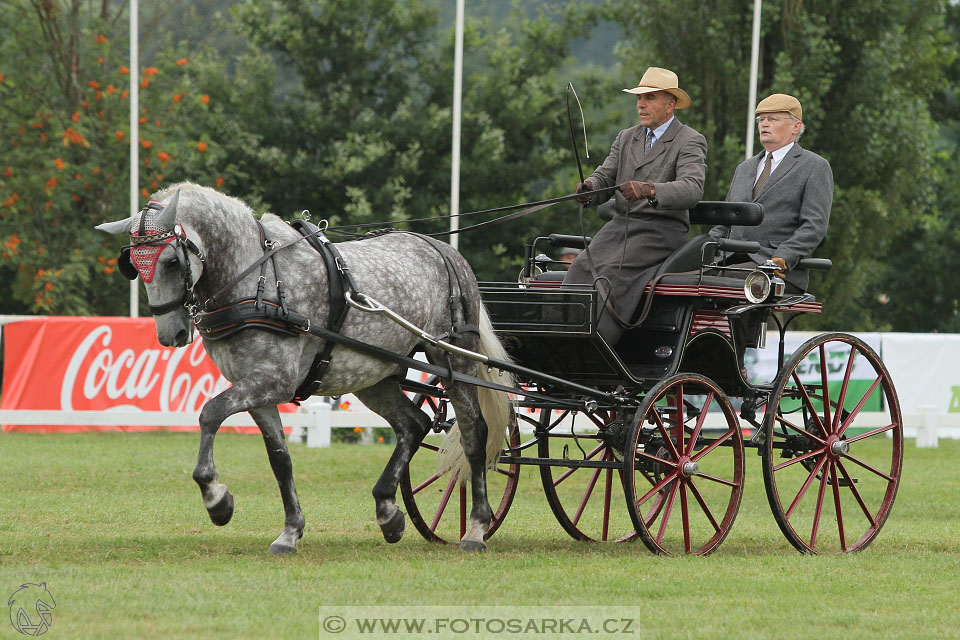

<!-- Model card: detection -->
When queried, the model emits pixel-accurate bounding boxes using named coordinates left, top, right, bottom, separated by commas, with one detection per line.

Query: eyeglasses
left=756, top=115, right=795, bottom=124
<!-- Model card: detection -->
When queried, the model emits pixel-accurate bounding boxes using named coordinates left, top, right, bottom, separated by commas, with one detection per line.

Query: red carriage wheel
left=760, top=333, right=902, bottom=553
left=400, top=376, right=521, bottom=544
left=623, top=374, right=745, bottom=555
left=538, top=406, right=642, bottom=542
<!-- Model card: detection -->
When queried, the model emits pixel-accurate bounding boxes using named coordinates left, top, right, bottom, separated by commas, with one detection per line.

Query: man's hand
left=771, top=256, right=787, bottom=277
left=574, top=180, right=594, bottom=204
left=621, top=181, right=655, bottom=202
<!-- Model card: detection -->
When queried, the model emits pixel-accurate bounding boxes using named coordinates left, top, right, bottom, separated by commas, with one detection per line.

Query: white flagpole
left=129, top=0, right=139, bottom=316
left=449, top=0, right=464, bottom=250
left=745, top=0, right=761, bottom=160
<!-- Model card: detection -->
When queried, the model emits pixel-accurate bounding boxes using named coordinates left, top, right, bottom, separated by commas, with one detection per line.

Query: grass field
left=1, top=432, right=958, bottom=639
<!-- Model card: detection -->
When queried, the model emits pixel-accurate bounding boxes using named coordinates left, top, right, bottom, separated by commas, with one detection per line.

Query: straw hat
left=755, top=93, right=802, bottom=120
left=622, top=67, right=691, bottom=109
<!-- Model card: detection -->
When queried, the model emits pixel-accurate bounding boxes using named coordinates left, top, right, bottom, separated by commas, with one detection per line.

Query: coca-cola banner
left=1, top=317, right=295, bottom=433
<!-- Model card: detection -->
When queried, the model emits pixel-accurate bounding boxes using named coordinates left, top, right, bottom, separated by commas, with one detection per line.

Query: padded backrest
left=656, top=234, right=713, bottom=274
left=689, top=201, right=763, bottom=227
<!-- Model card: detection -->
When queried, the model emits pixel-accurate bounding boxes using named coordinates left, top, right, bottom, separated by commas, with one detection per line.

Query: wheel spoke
left=691, top=427, right=734, bottom=462
left=831, top=461, right=847, bottom=552
left=656, top=479, right=680, bottom=545
left=494, top=465, right=517, bottom=478
left=687, top=392, right=714, bottom=456
left=636, top=469, right=680, bottom=507
left=687, top=479, right=721, bottom=533
left=680, top=482, right=691, bottom=554
left=819, top=344, right=832, bottom=432
left=419, top=441, right=441, bottom=453
left=652, top=410, right=682, bottom=461
left=844, top=422, right=896, bottom=444
left=791, top=372, right=829, bottom=438
left=673, top=385, right=685, bottom=455
left=571, top=464, right=603, bottom=527
left=835, top=459, right=877, bottom=527
left=809, top=456, right=830, bottom=548
left=840, top=451, right=895, bottom=482
left=831, top=348, right=857, bottom=433
left=696, top=472, right=739, bottom=488
left=412, top=471, right=443, bottom=495
left=633, top=449, right=676, bottom=468
left=774, top=414, right=826, bottom=445
left=773, top=446, right=827, bottom=473
left=837, top=376, right=882, bottom=438
left=459, top=482, right=467, bottom=539
left=430, top=472, right=458, bottom=531
left=785, top=454, right=827, bottom=519
left=603, top=467, right=613, bottom=542
left=553, top=442, right=605, bottom=487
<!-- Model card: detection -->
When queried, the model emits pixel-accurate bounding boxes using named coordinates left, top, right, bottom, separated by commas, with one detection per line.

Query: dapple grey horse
left=96, top=182, right=512, bottom=553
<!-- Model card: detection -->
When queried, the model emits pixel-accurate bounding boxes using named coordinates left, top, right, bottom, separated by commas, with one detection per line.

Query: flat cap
left=755, top=93, right=802, bottom=121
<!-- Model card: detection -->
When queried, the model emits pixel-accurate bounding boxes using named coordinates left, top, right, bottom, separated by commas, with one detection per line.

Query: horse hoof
left=380, top=508, right=405, bottom=544
left=269, top=541, right=298, bottom=555
left=458, top=539, right=487, bottom=552
left=207, top=491, right=234, bottom=526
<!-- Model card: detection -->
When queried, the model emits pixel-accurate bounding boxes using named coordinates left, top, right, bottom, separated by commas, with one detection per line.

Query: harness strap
left=289, top=219, right=356, bottom=402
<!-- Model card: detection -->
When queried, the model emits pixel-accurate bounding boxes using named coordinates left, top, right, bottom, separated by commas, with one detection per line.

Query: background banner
left=1, top=317, right=295, bottom=432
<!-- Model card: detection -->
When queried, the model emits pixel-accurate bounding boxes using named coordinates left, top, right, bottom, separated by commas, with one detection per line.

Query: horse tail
left=436, top=303, right=516, bottom=482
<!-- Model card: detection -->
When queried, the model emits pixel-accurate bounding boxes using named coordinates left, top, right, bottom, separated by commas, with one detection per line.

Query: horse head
left=96, top=190, right=206, bottom=347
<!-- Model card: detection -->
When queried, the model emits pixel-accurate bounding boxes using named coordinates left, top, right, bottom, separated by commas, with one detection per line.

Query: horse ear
left=154, top=189, right=181, bottom=230
left=95, top=217, right=135, bottom=235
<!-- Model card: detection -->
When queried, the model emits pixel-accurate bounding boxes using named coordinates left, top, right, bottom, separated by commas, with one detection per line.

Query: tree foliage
left=604, top=0, right=955, bottom=329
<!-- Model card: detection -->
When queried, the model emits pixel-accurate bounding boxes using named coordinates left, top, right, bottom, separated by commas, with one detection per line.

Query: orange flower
left=140, top=79, right=150, bottom=89
left=141, top=188, right=148, bottom=198
left=81, top=100, right=89, bottom=108
left=215, top=176, right=225, bottom=187
left=45, top=177, right=58, bottom=188
left=119, top=66, right=129, bottom=75
left=196, top=142, right=207, bottom=152
left=157, top=151, right=170, bottom=163
left=107, top=258, right=117, bottom=266
left=98, top=56, right=104, bottom=64
left=61, top=127, right=88, bottom=147
left=44, top=202, right=51, bottom=212
left=39, top=133, right=48, bottom=143
left=74, top=173, right=81, bottom=179
left=54, top=158, right=65, bottom=170
left=115, top=130, right=125, bottom=142
left=88, top=80, right=100, bottom=89
left=38, top=246, right=45, bottom=254
left=176, top=58, right=188, bottom=66
left=0, top=74, right=5, bottom=83
left=94, top=34, right=107, bottom=44
left=140, top=139, right=152, bottom=149
left=106, top=85, right=116, bottom=95
left=155, top=120, right=162, bottom=127
left=144, top=67, right=159, bottom=77
left=104, top=267, right=115, bottom=275
left=173, top=93, right=182, bottom=103
left=72, top=194, right=82, bottom=202
left=121, top=89, right=129, bottom=99
left=71, top=112, right=79, bottom=123
left=2, top=167, right=12, bottom=177
left=201, top=94, right=210, bottom=104
left=44, top=282, right=54, bottom=291
left=139, top=116, right=147, bottom=124
left=30, top=122, right=43, bottom=130
left=95, top=90, right=102, bottom=100
left=353, top=427, right=363, bottom=434
left=97, top=256, right=106, bottom=263
left=92, top=167, right=101, bottom=175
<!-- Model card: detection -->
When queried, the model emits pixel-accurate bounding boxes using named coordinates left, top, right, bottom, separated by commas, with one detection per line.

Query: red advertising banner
left=1, top=317, right=295, bottom=433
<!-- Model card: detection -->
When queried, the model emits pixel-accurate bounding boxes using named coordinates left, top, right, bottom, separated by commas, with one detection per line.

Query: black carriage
left=400, top=202, right=903, bottom=555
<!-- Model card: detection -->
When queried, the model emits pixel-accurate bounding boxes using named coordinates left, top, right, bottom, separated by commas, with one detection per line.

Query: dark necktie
left=644, top=129, right=655, bottom=153
left=753, top=152, right=772, bottom=199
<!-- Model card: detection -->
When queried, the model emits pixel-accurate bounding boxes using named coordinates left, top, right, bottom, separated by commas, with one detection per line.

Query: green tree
left=605, top=0, right=954, bottom=330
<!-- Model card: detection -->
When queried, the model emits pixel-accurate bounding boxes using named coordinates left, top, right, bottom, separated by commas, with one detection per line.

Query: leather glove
left=621, top=180, right=655, bottom=202
left=574, top=180, right=594, bottom=204
left=771, top=256, right=787, bottom=277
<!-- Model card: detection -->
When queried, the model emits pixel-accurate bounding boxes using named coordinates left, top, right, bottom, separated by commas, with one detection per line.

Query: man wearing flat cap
left=710, top=93, right=833, bottom=372
left=709, top=93, right=833, bottom=293
left=565, top=66, right=707, bottom=345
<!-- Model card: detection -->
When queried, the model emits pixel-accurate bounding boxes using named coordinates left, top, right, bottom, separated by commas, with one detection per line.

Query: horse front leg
left=193, top=391, right=237, bottom=528
left=250, top=406, right=305, bottom=554
left=353, top=380, right=432, bottom=544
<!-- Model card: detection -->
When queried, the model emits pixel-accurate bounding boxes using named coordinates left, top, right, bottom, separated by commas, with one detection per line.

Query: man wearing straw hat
left=565, top=66, right=706, bottom=345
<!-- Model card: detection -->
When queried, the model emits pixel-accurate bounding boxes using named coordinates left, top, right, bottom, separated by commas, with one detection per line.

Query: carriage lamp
left=744, top=270, right=772, bottom=303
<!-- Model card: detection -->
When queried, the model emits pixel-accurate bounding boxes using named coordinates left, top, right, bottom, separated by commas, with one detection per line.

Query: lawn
left=0, top=432, right=957, bottom=639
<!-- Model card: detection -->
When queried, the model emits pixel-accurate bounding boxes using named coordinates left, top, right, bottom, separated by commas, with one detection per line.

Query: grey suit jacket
left=710, top=142, right=833, bottom=291
left=587, top=118, right=707, bottom=227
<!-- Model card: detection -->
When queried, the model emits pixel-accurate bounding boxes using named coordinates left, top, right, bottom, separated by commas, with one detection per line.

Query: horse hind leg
left=443, top=382, right=493, bottom=552
left=353, top=379, right=433, bottom=544
left=250, top=406, right=305, bottom=554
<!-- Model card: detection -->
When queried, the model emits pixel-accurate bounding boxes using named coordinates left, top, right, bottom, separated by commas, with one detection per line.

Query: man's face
left=636, top=91, right=675, bottom=129
left=757, top=111, right=802, bottom=151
